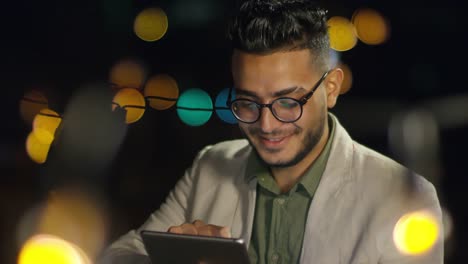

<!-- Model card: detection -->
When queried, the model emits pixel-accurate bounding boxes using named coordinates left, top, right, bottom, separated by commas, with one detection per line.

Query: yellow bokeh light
left=352, top=8, right=390, bottom=45
left=109, top=59, right=146, bottom=89
left=37, top=190, right=107, bottom=261
left=112, top=88, right=146, bottom=124
left=144, top=74, right=179, bottom=110
left=26, top=132, right=51, bottom=164
left=393, top=210, right=440, bottom=256
left=18, top=234, right=89, bottom=264
left=20, top=90, right=49, bottom=125
left=134, top=7, right=168, bottom=42
left=338, top=62, right=353, bottom=94
left=33, top=109, right=62, bottom=145
left=328, top=16, right=357, bottom=52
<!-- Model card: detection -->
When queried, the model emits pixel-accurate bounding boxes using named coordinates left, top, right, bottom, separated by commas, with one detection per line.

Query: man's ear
left=325, top=68, right=344, bottom=108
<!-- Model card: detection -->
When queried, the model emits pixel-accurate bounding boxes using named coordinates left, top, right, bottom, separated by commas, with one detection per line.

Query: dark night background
left=1, top=0, right=466, bottom=263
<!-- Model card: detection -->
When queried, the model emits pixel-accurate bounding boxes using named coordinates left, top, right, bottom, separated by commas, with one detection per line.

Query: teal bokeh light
left=176, top=88, right=213, bottom=126
left=215, top=88, right=237, bottom=124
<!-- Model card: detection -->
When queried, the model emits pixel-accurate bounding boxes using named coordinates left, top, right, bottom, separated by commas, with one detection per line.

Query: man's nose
left=258, top=107, right=281, bottom=133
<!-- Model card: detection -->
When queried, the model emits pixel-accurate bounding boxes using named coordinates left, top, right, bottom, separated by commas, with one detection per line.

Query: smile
left=259, top=135, right=291, bottom=148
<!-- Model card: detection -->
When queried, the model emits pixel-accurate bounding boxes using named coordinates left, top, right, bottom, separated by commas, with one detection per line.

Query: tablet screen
left=141, top=230, right=251, bottom=264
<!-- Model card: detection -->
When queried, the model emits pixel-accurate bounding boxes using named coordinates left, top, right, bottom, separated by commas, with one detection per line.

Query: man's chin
left=263, top=159, right=298, bottom=168
left=256, top=152, right=297, bottom=168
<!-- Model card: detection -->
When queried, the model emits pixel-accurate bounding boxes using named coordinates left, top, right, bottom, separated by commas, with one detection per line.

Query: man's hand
left=167, top=220, right=231, bottom=238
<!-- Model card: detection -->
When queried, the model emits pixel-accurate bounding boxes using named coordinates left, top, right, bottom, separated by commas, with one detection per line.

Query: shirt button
left=276, top=198, right=285, bottom=205
left=271, top=253, right=279, bottom=263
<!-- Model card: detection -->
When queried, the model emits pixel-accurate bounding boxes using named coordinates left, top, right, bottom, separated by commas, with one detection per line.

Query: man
left=100, top=0, right=443, bottom=263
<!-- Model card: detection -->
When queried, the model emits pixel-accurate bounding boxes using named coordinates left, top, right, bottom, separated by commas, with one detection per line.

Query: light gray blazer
left=101, top=116, right=443, bottom=263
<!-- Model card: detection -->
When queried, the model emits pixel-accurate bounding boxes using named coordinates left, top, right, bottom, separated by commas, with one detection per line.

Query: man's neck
left=270, top=121, right=330, bottom=193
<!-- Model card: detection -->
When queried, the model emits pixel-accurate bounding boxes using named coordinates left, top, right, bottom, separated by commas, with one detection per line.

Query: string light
left=20, top=90, right=49, bottom=125
left=26, top=132, right=52, bottom=164
left=111, top=88, right=146, bottom=124
left=32, top=109, right=62, bottom=145
left=21, top=84, right=238, bottom=164
left=176, top=88, right=213, bottom=126
left=144, top=74, right=179, bottom=110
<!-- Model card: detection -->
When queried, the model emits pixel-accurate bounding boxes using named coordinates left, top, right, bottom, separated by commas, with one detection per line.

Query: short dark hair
left=227, top=0, right=330, bottom=71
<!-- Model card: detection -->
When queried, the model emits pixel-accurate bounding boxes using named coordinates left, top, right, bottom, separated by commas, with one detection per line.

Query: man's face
left=231, top=49, right=328, bottom=168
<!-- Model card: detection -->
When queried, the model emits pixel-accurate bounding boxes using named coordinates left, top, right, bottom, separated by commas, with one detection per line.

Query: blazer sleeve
left=97, top=145, right=213, bottom=264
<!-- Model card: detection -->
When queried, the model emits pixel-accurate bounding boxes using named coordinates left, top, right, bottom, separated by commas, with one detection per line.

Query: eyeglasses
left=228, top=70, right=330, bottom=124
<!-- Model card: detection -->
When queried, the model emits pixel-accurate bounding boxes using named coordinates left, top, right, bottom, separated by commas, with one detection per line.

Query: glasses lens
left=272, top=98, right=301, bottom=122
left=231, top=99, right=259, bottom=122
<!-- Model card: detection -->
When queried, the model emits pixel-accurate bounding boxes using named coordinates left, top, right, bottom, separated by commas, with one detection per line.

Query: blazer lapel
left=231, top=148, right=258, bottom=248
left=300, top=115, right=355, bottom=263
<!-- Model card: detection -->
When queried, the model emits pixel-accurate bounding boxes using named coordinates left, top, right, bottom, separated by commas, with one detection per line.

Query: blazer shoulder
left=351, top=141, right=437, bottom=198
left=197, top=139, right=251, bottom=162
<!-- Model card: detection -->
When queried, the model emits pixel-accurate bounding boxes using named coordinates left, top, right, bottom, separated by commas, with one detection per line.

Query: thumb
left=220, top=226, right=231, bottom=238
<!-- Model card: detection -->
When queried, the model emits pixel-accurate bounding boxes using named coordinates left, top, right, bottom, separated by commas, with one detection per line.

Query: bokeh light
left=109, top=59, right=146, bottom=89
left=393, top=210, right=440, bottom=256
left=327, top=16, right=357, bottom=52
left=442, top=207, right=453, bottom=241
left=32, top=109, right=62, bottom=145
left=176, top=88, right=213, bottom=126
left=25, top=132, right=51, bottom=164
left=134, top=7, right=168, bottom=42
left=338, top=62, right=353, bottom=94
left=112, top=88, right=146, bottom=124
left=36, top=189, right=108, bottom=261
left=215, top=88, right=237, bottom=124
left=352, top=8, right=390, bottom=45
left=20, top=90, right=49, bottom=125
left=144, top=74, right=179, bottom=110
left=18, top=234, right=90, bottom=264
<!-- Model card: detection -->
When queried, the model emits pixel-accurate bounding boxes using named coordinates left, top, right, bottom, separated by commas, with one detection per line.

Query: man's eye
left=237, top=101, right=256, bottom=109
left=276, top=99, right=298, bottom=109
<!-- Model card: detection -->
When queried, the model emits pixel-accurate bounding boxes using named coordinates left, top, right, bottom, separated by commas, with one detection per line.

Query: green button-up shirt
left=247, top=116, right=335, bottom=264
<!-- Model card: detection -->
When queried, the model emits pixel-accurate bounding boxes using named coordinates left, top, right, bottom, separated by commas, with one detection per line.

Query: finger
left=192, top=219, right=205, bottom=228
left=180, top=223, right=198, bottom=235
left=198, top=225, right=231, bottom=238
left=167, top=226, right=183, bottom=234
left=197, top=225, right=214, bottom=236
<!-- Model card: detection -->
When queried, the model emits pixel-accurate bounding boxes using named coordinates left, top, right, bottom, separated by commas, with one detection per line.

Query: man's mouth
left=258, top=135, right=290, bottom=148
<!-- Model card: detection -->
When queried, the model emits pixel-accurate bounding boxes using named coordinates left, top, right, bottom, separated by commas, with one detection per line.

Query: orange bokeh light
left=20, top=90, right=49, bottom=125
left=352, top=8, right=390, bottom=45
left=144, top=74, right=179, bottom=110
left=112, top=88, right=146, bottom=124
left=109, top=59, right=146, bottom=89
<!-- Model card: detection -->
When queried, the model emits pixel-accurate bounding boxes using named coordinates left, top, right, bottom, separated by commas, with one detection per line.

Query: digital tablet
left=141, top=230, right=251, bottom=264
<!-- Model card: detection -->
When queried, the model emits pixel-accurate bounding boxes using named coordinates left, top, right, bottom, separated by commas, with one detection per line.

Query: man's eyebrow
left=272, top=86, right=307, bottom=97
left=235, top=86, right=307, bottom=98
left=235, top=88, right=259, bottom=98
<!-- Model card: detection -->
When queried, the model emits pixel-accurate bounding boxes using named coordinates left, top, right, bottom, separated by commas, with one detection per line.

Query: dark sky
left=2, top=0, right=466, bottom=263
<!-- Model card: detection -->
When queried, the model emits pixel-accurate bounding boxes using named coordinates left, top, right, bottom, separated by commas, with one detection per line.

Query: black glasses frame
left=227, top=70, right=330, bottom=124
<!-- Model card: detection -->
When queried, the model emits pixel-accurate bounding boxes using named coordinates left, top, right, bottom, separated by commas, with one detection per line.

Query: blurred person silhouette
left=99, top=0, right=443, bottom=263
